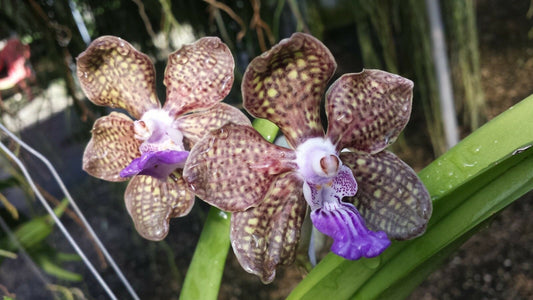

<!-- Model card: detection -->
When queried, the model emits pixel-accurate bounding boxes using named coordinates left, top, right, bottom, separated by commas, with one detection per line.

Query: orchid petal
left=183, top=123, right=297, bottom=211
left=311, top=201, right=390, bottom=260
left=163, top=37, right=234, bottom=117
left=76, top=36, right=160, bottom=119
left=82, top=112, right=141, bottom=182
left=242, top=33, right=336, bottom=148
left=326, top=69, right=413, bottom=153
left=340, top=151, right=432, bottom=240
left=230, top=172, right=306, bottom=283
left=125, top=172, right=194, bottom=241
left=120, top=150, right=189, bottom=179
left=177, top=103, right=251, bottom=147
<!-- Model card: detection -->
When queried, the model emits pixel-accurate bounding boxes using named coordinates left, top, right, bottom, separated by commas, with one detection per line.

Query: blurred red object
left=0, top=37, right=35, bottom=104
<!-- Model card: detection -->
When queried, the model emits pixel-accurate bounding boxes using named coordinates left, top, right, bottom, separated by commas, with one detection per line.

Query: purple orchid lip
left=304, top=165, right=391, bottom=260
left=120, top=150, right=189, bottom=180
left=311, top=201, right=391, bottom=260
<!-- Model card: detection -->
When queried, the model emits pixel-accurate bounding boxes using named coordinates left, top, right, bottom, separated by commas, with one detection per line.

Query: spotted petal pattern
left=163, top=37, right=235, bottom=117
left=76, top=36, right=160, bottom=119
left=125, top=172, right=195, bottom=241
left=183, top=123, right=297, bottom=211
left=177, top=103, right=251, bottom=146
left=242, top=32, right=336, bottom=148
left=231, top=172, right=306, bottom=283
left=83, top=112, right=141, bottom=182
left=340, top=151, right=432, bottom=240
left=326, top=70, right=413, bottom=153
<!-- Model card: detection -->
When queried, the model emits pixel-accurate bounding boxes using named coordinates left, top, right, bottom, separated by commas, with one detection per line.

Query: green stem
left=179, top=208, right=231, bottom=300
left=179, top=118, right=279, bottom=300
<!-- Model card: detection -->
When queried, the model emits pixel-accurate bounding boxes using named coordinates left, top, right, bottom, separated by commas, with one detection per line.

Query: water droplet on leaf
left=362, top=256, right=381, bottom=269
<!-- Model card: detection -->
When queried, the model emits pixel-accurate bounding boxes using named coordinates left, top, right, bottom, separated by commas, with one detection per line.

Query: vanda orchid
left=78, top=36, right=250, bottom=241
left=184, top=33, right=432, bottom=283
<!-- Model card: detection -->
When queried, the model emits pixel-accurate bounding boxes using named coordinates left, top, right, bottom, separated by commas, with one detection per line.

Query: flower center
left=134, top=109, right=185, bottom=153
left=296, top=137, right=341, bottom=185
left=120, top=109, right=188, bottom=180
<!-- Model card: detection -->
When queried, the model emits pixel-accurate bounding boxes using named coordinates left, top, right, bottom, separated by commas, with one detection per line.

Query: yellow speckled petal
left=242, top=33, right=336, bottom=148
left=326, top=69, right=413, bottom=153
left=230, top=172, right=306, bottom=283
left=125, top=172, right=194, bottom=241
left=163, top=37, right=234, bottom=117
left=340, top=151, right=432, bottom=240
left=82, top=112, right=141, bottom=182
left=183, top=123, right=297, bottom=211
left=76, top=36, right=160, bottom=119
left=177, top=103, right=251, bottom=147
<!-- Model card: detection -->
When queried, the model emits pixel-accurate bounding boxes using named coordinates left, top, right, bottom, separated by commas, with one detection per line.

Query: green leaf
left=179, top=118, right=279, bottom=300
left=288, top=94, right=533, bottom=300
left=36, top=253, right=83, bottom=282
left=179, top=208, right=231, bottom=300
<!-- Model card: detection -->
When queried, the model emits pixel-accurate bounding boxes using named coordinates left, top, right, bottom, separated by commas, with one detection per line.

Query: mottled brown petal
left=163, top=37, right=234, bottom=117
left=183, top=123, right=297, bottom=211
left=231, top=172, right=306, bottom=283
left=82, top=112, right=141, bottom=182
left=177, top=103, right=251, bottom=146
left=242, top=33, right=336, bottom=148
left=326, top=69, right=413, bottom=153
left=340, top=151, right=432, bottom=240
left=76, top=36, right=160, bottom=119
left=125, top=172, right=194, bottom=241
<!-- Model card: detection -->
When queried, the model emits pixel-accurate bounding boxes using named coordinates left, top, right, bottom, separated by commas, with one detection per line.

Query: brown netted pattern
left=76, top=36, right=160, bottom=120
left=164, top=37, right=235, bottom=117
left=242, top=33, right=336, bottom=148
left=230, top=172, right=306, bottom=284
left=177, top=103, right=251, bottom=145
left=341, top=151, right=432, bottom=240
left=326, top=70, right=413, bottom=153
left=183, top=123, right=297, bottom=211
left=82, top=112, right=141, bottom=182
left=125, top=172, right=195, bottom=241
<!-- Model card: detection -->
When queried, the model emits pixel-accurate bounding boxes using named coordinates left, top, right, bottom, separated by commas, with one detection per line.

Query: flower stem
left=179, top=118, right=279, bottom=300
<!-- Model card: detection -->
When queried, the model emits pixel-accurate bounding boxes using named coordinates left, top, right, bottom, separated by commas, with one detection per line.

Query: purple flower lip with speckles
left=120, top=150, right=189, bottom=179
left=311, top=201, right=391, bottom=260
left=303, top=164, right=391, bottom=260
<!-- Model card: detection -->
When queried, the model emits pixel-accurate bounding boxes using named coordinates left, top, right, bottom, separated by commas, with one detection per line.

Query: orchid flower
left=184, top=33, right=432, bottom=283
left=77, top=36, right=250, bottom=241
